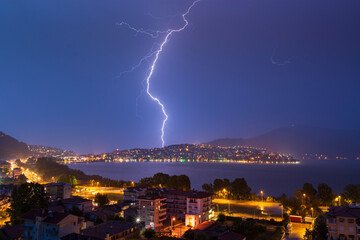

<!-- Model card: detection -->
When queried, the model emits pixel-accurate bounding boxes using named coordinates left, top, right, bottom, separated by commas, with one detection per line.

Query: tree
left=57, top=175, right=77, bottom=187
left=213, top=179, right=230, bottom=193
left=177, top=175, right=191, bottom=191
left=344, top=184, right=360, bottom=203
left=217, top=213, right=226, bottom=223
left=317, top=183, right=335, bottom=206
left=303, top=183, right=317, bottom=200
left=231, top=178, right=251, bottom=198
left=138, top=177, right=154, bottom=188
left=202, top=183, right=213, bottom=193
left=94, top=193, right=109, bottom=208
left=7, top=183, right=48, bottom=224
left=153, top=173, right=170, bottom=188
left=168, top=175, right=178, bottom=190
left=303, top=214, right=328, bottom=240
left=142, top=228, right=156, bottom=239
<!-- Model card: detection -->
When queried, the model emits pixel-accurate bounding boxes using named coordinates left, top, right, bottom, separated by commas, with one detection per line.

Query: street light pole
left=260, top=190, right=264, bottom=202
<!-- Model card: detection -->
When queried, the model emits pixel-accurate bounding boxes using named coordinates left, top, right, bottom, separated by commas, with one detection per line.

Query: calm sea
left=66, top=160, right=360, bottom=197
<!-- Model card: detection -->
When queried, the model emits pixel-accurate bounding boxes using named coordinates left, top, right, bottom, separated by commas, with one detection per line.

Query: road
left=286, top=222, right=310, bottom=240
left=213, top=198, right=283, bottom=219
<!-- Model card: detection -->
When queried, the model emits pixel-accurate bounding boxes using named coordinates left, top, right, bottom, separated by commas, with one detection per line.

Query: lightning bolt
left=118, top=0, right=202, bottom=148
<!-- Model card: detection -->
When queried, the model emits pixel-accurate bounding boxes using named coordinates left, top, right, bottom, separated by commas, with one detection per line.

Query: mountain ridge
left=206, top=125, right=360, bottom=160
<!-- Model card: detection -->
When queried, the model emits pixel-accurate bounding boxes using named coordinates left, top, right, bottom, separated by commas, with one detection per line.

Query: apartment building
left=123, top=187, right=147, bottom=202
left=44, top=183, right=72, bottom=200
left=137, top=195, right=167, bottom=228
left=327, top=205, right=360, bottom=240
left=163, top=190, right=213, bottom=227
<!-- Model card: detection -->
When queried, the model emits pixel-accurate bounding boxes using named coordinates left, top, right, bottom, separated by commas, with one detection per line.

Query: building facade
left=21, top=209, right=81, bottom=240
left=44, top=183, right=72, bottom=200
left=123, top=187, right=147, bottom=202
left=163, top=190, right=213, bottom=227
left=62, top=196, right=93, bottom=213
left=137, top=195, right=167, bottom=228
left=327, top=205, right=360, bottom=240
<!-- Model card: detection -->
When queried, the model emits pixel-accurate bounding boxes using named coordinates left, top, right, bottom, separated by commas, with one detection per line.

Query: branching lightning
left=118, top=0, right=201, bottom=148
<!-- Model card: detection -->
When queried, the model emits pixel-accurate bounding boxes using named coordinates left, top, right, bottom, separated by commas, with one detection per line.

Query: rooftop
left=81, top=221, right=136, bottom=238
left=164, top=189, right=213, bottom=199
left=327, top=206, right=360, bottom=219
left=62, top=196, right=92, bottom=204
left=21, top=208, right=73, bottom=224
left=0, top=225, right=23, bottom=239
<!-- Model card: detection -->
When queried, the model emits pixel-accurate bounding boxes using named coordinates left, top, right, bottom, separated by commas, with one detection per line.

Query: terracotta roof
left=1, top=225, right=23, bottom=238
left=81, top=221, right=136, bottom=238
left=194, top=221, right=216, bottom=231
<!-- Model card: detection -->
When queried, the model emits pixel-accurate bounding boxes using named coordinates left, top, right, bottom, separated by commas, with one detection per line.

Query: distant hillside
left=0, top=131, right=31, bottom=160
left=206, top=126, right=360, bottom=160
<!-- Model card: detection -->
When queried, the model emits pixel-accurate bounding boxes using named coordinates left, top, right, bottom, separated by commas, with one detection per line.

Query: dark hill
left=0, top=131, right=31, bottom=160
left=206, top=126, right=360, bottom=159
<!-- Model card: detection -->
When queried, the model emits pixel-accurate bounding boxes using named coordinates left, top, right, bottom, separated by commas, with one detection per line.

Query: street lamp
left=338, top=195, right=341, bottom=206
left=311, top=207, right=314, bottom=218
left=136, top=217, right=140, bottom=223
left=171, top=217, right=175, bottom=229
left=302, top=193, right=306, bottom=205
left=260, top=190, right=264, bottom=202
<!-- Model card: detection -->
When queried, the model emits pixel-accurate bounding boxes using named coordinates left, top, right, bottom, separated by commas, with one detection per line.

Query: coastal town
left=0, top=157, right=359, bottom=240
left=30, top=144, right=299, bottom=164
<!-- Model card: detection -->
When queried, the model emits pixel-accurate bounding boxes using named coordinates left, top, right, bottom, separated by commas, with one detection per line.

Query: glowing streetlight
left=260, top=190, right=264, bottom=202
left=338, top=195, right=341, bottom=206
left=302, top=193, right=306, bottom=205
left=136, top=217, right=140, bottom=223
left=171, top=217, right=176, bottom=229
left=311, top=207, right=314, bottom=218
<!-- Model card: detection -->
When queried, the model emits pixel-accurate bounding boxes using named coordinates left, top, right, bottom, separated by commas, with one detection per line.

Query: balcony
left=328, top=219, right=336, bottom=225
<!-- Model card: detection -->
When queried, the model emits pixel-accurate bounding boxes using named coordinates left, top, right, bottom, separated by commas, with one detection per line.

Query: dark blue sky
left=1, top=0, right=360, bottom=154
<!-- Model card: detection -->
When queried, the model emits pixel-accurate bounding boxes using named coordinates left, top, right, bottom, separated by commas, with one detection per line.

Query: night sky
left=1, top=0, right=360, bottom=154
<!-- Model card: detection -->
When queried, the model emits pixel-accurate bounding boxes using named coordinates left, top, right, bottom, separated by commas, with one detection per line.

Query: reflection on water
left=66, top=160, right=360, bottom=196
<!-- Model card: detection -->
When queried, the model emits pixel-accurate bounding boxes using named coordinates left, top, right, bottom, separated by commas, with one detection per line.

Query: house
left=104, top=202, right=130, bottom=219
left=123, top=187, right=146, bottom=202
left=88, top=210, right=108, bottom=223
left=44, top=183, right=72, bottom=200
left=21, top=208, right=82, bottom=239
left=137, top=195, right=167, bottom=228
left=326, top=205, right=360, bottom=240
left=62, top=196, right=93, bottom=213
left=81, top=221, right=138, bottom=240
